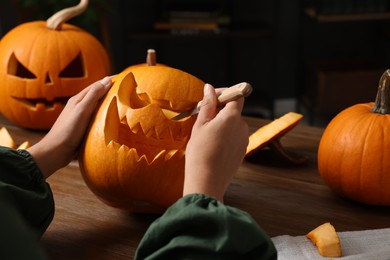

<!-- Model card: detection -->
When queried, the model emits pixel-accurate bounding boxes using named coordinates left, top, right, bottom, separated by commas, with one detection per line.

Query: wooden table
left=1, top=115, right=389, bottom=259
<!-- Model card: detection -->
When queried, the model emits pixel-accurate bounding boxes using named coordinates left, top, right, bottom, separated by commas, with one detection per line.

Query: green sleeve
left=135, top=194, right=277, bottom=260
left=0, top=146, right=54, bottom=259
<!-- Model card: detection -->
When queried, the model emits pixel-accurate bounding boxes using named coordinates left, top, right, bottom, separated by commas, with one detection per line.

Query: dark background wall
left=2, top=0, right=390, bottom=124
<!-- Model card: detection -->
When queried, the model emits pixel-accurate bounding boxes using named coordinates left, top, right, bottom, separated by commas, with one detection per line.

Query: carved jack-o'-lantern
left=79, top=65, right=204, bottom=213
left=0, top=0, right=110, bottom=129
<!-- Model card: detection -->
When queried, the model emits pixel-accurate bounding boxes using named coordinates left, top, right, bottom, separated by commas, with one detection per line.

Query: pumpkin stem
left=371, top=69, right=390, bottom=114
left=146, top=49, right=157, bottom=66
left=46, top=0, right=89, bottom=30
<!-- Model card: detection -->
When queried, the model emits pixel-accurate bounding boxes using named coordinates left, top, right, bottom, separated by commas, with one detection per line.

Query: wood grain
left=1, top=114, right=389, bottom=259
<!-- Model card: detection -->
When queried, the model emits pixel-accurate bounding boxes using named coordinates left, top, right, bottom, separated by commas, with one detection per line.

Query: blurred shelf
left=126, top=28, right=273, bottom=40
left=305, top=7, right=390, bottom=22
left=126, top=21, right=274, bottom=40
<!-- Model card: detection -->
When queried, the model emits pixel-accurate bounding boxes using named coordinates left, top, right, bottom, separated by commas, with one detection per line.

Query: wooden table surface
left=1, top=115, right=390, bottom=259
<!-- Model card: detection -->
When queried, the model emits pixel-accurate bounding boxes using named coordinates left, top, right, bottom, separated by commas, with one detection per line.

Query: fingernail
left=204, top=83, right=212, bottom=96
left=100, top=76, right=112, bottom=87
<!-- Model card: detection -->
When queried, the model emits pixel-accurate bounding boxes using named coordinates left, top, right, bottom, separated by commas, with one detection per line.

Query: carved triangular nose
left=45, top=72, right=52, bottom=84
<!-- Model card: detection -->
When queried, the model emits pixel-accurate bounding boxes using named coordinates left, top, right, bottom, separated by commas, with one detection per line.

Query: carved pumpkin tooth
left=118, top=144, right=130, bottom=153
left=53, top=102, right=63, bottom=110
left=128, top=148, right=140, bottom=161
left=139, top=120, right=158, bottom=137
left=138, top=154, right=149, bottom=164
left=169, top=101, right=177, bottom=110
left=107, top=140, right=120, bottom=151
left=161, top=126, right=173, bottom=139
left=156, top=126, right=171, bottom=140
left=171, top=127, right=184, bottom=141
left=150, top=150, right=169, bottom=165
left=165, top=149, right=178, bottom=160
left=145, top=127, right=158, bottom=138
left=35, top=103, right=46, bottom=111
left=129, top=122, right=142, bottom=134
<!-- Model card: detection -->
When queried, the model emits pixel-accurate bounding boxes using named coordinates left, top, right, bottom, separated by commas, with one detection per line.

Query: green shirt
left=0, top=146, right=53, bottom=259
left=0, top=146, right=277, bottom=259
left=136, top=193, right=277, bottom=259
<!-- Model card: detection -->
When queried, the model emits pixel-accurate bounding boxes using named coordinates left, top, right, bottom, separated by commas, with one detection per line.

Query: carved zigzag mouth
left=104, top=97, right=189, bottom=164
left=12, top=96, right=69, bottom=110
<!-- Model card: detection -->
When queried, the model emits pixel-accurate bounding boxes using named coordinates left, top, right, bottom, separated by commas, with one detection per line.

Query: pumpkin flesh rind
left=0, top=127, right=30, bottom=149
left=246, top=112, right=303, bottom=156
left=0, top=127, right=16, bottom=149
left=306, top=222, right=342, bottom=257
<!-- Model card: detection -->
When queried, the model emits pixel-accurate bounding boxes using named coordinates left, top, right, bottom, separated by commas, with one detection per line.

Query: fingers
left=79, top=76, right=113, bottom=106
left=222, top=95, right=245, bottom=115
left=195, top=84, right=218, bottom=125
left=66, top=76, right=113, bottom=115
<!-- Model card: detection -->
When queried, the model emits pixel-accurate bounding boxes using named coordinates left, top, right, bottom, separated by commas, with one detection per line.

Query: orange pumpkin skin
left=318, top=102, right=390, bottom=205
left=0, top=21, right=110, bottom=130
left=79, top=66, right=204, bottom=213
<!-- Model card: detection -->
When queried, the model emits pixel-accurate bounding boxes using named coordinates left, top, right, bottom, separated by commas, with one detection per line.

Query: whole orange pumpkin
left=318, top=69, right=390, bottom=205
left=79, top=64, right=204, bottom=213
left=0, top=0, right=110, bottom=130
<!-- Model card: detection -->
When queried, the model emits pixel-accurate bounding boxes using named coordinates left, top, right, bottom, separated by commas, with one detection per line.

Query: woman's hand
left=183, top=84, right=249, bottom=202
left=27, top=76, right=113, bottom=179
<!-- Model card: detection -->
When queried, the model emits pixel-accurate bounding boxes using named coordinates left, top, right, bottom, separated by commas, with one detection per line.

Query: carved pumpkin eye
left=8, top=53, right=36, bottom=79
left=59, top=52, right=85, bottom=78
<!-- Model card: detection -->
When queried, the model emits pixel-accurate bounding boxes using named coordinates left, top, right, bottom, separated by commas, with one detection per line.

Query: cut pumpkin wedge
left=0, top=127, right=16, bottom=149
left=0, top=127, right=30, bottom=150
left=245, top=112, right=306, bottom=164
left=306, top=222, right=342, bottom=257
left=17, top=141, right=31, bottom=150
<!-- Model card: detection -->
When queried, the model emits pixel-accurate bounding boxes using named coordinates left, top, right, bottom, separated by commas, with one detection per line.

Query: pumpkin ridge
left=339, top=110, right=368, bottom=197
left=357, top=115, right=375, bottom=199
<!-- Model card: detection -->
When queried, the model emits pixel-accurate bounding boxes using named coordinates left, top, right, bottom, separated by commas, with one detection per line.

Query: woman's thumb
left=196, top=83, right=218, bottom=124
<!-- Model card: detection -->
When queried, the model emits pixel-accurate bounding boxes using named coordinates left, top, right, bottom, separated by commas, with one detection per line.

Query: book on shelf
left=154, top=2, right=231, bottom=34
left=306, top=0, right=389, bottom=15
left=154, top=21, right=219, bottom=31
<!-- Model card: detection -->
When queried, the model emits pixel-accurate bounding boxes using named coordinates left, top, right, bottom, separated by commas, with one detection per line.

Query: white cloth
left=272, top=228, right=390, bottom=260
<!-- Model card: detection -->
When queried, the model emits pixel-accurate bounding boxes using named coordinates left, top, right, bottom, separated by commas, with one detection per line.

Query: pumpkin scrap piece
left=17, top=141, right=31, bottom=150
left=306, top=222, right=342, bottom=257
left=0, top=127, right=30, bottom=149
left=0, top=127, right=16, bottom=148
left=245, top=112, right=306, bottom=164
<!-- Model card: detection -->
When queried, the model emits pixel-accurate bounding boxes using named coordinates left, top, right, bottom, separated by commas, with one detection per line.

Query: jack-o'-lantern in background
left=0, top=0, right=110, bottom=130
left=79, top=58, right=205, bottom=213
